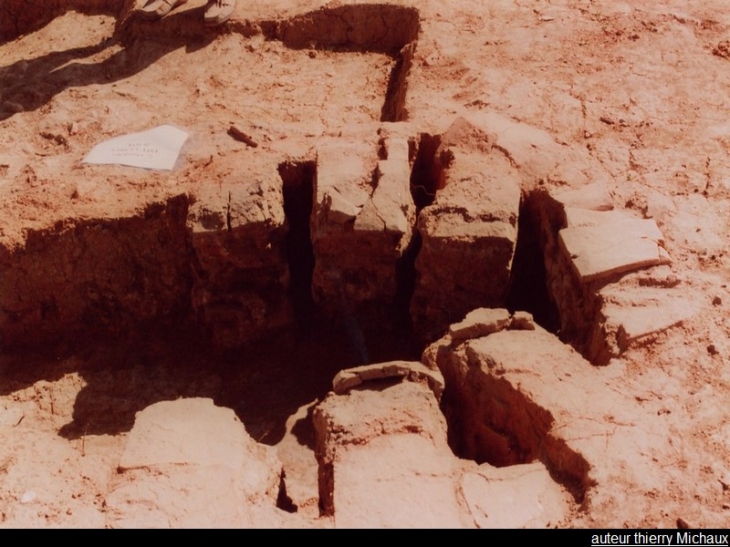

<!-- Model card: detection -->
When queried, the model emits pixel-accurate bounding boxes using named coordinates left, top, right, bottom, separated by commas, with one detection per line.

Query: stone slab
left=355, top=137, right=414, bottom=238
left=332, top=360, right=444, bottom=399
left=559, top=218, right=670, bottom=282
left=313, top=141, right=375, bottom=229
left=449, top=308, right=512, bottom=340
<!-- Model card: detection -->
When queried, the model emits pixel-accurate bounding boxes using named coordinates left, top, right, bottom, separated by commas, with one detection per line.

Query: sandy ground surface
left=1, top=0, right=730, bottom=528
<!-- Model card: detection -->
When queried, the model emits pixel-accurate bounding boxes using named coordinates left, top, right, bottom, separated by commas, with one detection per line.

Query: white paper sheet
left=82, top=125, right=189, bottom=170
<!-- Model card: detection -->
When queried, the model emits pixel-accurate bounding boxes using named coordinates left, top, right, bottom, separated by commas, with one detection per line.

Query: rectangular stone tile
left=559, top=218, right=670, bottom=283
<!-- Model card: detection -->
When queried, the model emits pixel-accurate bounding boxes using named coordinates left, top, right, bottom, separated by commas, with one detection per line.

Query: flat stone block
left=559, top=218, right=670, bottom=282
left=355, top=137, right=414, bottom=238
left=449, top=308, right=511, bottom=340
left=313, top=141, right=375, bottom=231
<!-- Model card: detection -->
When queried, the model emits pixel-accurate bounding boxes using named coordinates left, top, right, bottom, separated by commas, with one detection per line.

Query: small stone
left=67, top=122, right=78, bottom=135
left=308, top=50, right=317, bottom=58
left=707, top=344, right=719, bottom=356
left=712, top=296, right=722, bottom=306
left=713, top=40, right=730, bottom=60
left=332, top=372, right=362, bottom=394
left=559, top=218, right=669, bottom=283
left=676, top=517, right=691, bottom=529
left=510, top=311, right=536, bottom=330
left=449, top=308, right=511, bottom=340
left=20, top=491, right=36, bottom=504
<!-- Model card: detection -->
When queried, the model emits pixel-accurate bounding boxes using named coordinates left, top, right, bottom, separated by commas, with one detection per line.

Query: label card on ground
left=82, top=125, right=189, bottom=170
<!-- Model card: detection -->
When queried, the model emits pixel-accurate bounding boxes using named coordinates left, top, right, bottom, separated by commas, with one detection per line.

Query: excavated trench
left=0, top=2, right=608, bottom=519
left=506, top=195, right=561, bottom=334
left=0, top=134, right=586, bottom=512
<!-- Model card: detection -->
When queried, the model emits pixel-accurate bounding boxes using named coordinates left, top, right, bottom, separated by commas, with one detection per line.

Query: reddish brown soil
left=1, top=0, right=730, bottom=528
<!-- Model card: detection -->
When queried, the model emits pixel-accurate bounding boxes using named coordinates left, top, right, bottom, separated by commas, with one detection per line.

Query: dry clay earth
left=1, top=0, right=730, bottom=528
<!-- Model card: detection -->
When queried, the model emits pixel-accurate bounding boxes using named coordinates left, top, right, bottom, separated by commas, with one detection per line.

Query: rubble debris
left=712, top=40, right=730, bottom=60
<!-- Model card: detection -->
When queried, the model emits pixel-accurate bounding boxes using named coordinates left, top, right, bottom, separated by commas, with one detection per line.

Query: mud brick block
left=311, top=137, right=415, bottom=317
left=187, top=163, right=291, bottom=347
left=411, top=150, right=520, bottom=342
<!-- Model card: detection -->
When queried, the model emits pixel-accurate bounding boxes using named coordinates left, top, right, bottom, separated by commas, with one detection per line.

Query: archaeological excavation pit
left=0, top=109, right=596, bottom=522
left=0, top=2, right=696, bottom=527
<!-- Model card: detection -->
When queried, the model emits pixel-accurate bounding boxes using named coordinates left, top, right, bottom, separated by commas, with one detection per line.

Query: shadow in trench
left=47, top=321, right=367, bottom=446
